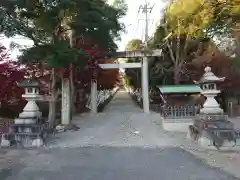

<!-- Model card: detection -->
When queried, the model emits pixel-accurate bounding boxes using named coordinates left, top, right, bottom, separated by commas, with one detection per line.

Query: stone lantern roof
left=18, top=76, right=41, bottom=88
left=194, top=66, right=225, bottom=84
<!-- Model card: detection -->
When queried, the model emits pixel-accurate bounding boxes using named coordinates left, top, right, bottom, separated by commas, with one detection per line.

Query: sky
left=110, top=0, right=167, bottom=50
left=1, top=35, right=34, bottom=60
left=1, top=0, right=167, bottom=59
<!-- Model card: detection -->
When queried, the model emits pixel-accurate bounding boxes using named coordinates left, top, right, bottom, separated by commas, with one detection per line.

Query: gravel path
left=1, top=90, right=240, bottom=180
left=4, top=147, right=239, bottom=180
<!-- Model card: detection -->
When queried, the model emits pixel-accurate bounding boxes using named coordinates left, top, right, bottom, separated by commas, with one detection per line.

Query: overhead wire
left=134, top=4, right=142, bottom=35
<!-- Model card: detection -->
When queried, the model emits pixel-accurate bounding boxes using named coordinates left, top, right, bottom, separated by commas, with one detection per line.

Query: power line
left=141, top=23, right=144, bottom=41
left=149, top=19, right=154, bottom=34
left=135, top=19, right=141, bottom=34
left=138, top=1, right=154, bottom=42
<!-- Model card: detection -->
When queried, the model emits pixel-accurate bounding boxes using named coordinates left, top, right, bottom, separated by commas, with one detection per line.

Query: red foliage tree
left=75, top=36, right=107, bottom=83
left=185, top=48, right=240, bottom=94
left=0, top=45, right=26, bottom=116
left=97, top=58, right=119, bottom=89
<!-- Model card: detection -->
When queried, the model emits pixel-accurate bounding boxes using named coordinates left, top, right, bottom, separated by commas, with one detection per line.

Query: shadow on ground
left=1, top=147, right=239, bottom=180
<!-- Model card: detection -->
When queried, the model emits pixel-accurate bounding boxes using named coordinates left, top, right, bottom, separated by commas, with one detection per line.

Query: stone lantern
left=189, top=66, right=237, bottom=150
left=15, top=77, right=42, bottom=124
left=194, top=66, right=225, bottom=114
left=7, top=77, right=44, bottom=147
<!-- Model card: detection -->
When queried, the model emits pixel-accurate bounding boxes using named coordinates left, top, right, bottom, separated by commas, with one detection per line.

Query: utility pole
left=138, top=1, right=154, bottom=42
left=138, top=1, right=154, bottom=114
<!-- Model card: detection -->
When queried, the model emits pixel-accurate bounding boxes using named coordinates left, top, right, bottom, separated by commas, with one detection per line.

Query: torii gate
left=90, top=49, right=162, bottom=114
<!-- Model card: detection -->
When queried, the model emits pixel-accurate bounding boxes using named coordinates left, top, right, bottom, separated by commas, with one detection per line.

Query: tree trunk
left=69, top=32, right=75, bottom=120
left=173, top=68, right=180, bottom=84
left=70, top=67, right=75, bottom=119
left=48, top=68, right=56, bottom=125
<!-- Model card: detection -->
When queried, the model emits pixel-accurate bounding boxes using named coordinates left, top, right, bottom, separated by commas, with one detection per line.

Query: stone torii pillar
left=61, top=78, right=71, bottom=124
left=90, top=80, right=97, bottom=114
left=90, top=49, right=162, bottom=114
left=141, top=57, right=150, bottom=113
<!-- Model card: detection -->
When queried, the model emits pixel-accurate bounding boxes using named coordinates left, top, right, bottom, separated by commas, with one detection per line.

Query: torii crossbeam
left=90, top=49, right=162, bottom=114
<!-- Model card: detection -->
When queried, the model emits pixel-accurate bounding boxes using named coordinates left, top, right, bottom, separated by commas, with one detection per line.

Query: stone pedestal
left=200, top=90, right=223, bottom=114
left=61, top=78, right=71, bottom=124
left=90, top=80, right=97, bottom=114
left=1, top=134, right=10, bottom=147
left=189, top=66, right=237, bottom=150
left=1, top=78, right=45, bottom=148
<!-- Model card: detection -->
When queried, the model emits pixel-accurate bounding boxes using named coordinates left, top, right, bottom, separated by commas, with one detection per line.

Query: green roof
left=157, top=85, right=202, bottom=94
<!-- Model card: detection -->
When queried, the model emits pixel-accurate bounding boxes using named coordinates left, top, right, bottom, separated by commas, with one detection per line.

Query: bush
left=122, top=75, right=131, bottom=88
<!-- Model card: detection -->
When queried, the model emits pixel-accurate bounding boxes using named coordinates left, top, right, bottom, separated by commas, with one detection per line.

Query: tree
left=0, top=0, right=127, bottom=123
left=124, top=39, right=142, bottom=89
left=1, top=0, right=85, bottom=123
left=126, top=39, right=142, bottom=51
left=165, top=0, right=240, bottom=57
left=148, top=0, right=239, bottom=85
left=0, top=44, right=31, bottom=117
left=149, top=23, right=207, bottom=84
left=97, top=58, right=119, bottom=89
left=165, top=0, right=239, bottom=37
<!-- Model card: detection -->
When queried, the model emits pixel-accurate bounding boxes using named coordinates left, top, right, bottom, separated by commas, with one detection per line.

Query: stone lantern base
left=0, top=77, right=46, bottom=148
left=200, top=90, right=223, bottom=114
left=188, top=113, right=237, bottom=150
left=188, top=66, right=238, bottom=150
left=1, top=116, right=45, bottom=148
left=200, top=108, right=223, bottom=114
